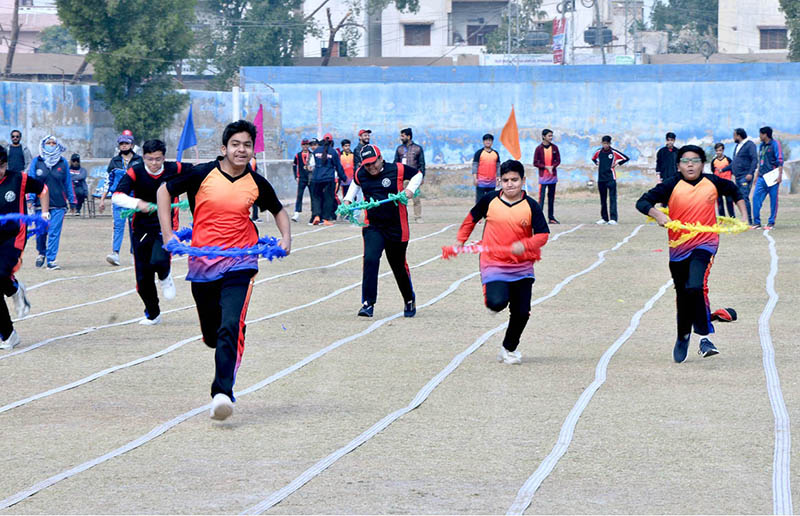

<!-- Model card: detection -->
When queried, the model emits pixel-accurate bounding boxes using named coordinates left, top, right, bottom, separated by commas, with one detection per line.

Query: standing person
left=291, top=138, right=312, bottom=222
left=533, top=129, right=561, bottom=224
left=342, top=144, right=422, bottom=318
left=394, top=128, right=425, bottom=223
left=591, top=136, right=629, bottom=225
left=311, top=134, right=345, bottom=226
left=711, top=143, right=734, bottom=217
left=306, top=138, right=319, bottom=225
left=5, top=130, right=32, bottom=174
left=69, top=154, right=88, bottom=216
left=636, top=145, right=746, bottom=362
left=0, top=145, right=49, bottom=350
left=338, top=139, right=355, bottom=200
left=472, top=133, right=500, bottom=203
left=157, top=120, right=291, bottom=421
left=100, top=134, right=143, bottom=266
left=751, top=126, right=784, bottom=230
left=29, top=135, right=74, bottom=270
left=721, top=128, right=758, bottom=225
left=656, top=132, right=679, bottom=182
left=352, top=129, right=371, bottom=171
left=112, top=139, right=181, bottom=325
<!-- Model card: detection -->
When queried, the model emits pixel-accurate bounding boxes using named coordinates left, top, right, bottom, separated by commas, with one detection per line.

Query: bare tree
left=3, top=0, right=21, bottom=77
left=70, top=57, right=89, bottom=83
left=321, top=7, right=363, bottom=66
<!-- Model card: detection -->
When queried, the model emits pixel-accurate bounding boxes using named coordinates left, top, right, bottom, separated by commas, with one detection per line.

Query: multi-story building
left=0, top=0, right=60, bottom=54
left=718, top=0, right=788, bottom=55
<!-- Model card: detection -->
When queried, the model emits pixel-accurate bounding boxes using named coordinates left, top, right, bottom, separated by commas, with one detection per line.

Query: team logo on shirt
left=381, top=178, right=391, bottom=188
left=36, top=169, right=43, bottom=176
left=520, top=219, right=528, bottom=227
left=4, top=191, right=15, bottom=202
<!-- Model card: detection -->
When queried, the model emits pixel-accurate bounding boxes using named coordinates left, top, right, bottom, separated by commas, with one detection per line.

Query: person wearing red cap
left=310, top=133, right=345, bottom=226
left=343, top=144, right=423, bottom=318
left=291, top=138, right=312, bottom=222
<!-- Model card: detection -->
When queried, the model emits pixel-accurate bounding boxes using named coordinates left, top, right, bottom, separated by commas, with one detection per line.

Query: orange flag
left=500, top=105, right=521, bottom=160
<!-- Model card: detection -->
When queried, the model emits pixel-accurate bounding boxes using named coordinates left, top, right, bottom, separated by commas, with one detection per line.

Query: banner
left=553, top=17, right=567, bottom=64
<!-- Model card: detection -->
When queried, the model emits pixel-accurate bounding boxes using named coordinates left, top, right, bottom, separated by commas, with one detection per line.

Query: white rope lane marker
left=506, top=278, right=672, bottom=515
left=241, top=224, right=640, bottom=515
left=759, top=230, right=792, bottom=516
left=0, top=225, right=584, bottom=511
left=0, top=225, right=456, bottom=409
left=0, top=226, right=454, bottom=361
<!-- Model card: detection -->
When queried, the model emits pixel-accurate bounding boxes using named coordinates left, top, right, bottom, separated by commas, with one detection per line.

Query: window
left=20, top=0, right=34, bottom=5
left=467, top=25, right=498, bottom=46
left=760, top=28, right=787, bottom=50
left=404, top=24, right=431, bottom=46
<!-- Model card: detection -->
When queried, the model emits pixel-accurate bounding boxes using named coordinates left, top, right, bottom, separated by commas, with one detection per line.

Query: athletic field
left=1, top=192, right=798, bottom=514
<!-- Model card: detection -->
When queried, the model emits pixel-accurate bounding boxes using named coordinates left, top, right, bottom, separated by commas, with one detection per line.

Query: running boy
left=157, top=120, right=291, bottom=421
left=711, top=143, right=734, bottom=217
left=455, top=160, right=549, bottom=365
left=592, top=135, right=628, bottom=225
left=342, top=144, right=422, bottom=318
left=0, top=145, right=49, bottom=350
left=636, top=145, right=746, bottom=363
left=112, top=139, right=183, bottom=325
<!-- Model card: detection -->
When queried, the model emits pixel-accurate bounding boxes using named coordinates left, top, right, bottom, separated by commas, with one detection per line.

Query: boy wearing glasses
left=636, top=145, right=746, bottom=363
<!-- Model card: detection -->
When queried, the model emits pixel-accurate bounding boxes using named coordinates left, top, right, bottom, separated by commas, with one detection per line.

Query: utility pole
left=559, top=0, right=568, bottom=65
left=593, top=0, right=606, bottom=64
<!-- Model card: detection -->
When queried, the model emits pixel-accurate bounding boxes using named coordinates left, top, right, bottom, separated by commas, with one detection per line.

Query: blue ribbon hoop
left=0, top=213, right=50, bottom=239
left=164, top=227, right=286, bottom=261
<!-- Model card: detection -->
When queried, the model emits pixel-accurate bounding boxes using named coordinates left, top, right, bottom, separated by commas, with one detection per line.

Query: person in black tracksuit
left=343, top=144, right=424, bottom=318
left=112, top=140, right=186, bottom=324
left=591, top=135, right=629, bottom=224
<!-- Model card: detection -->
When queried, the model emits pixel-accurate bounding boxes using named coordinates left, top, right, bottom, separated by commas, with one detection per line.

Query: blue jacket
left=722, top=140, right=758, bottom=180
left=311, top=142, right=346, bottom=183
left=105, top=152, right=143, bottom=196
left=29, top=156, right=75, bottom=208
left=758, top=139, right=784, bottom=175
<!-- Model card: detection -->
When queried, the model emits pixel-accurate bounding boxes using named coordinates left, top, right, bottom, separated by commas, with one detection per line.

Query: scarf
left=40, top=135, right=66, bottom=169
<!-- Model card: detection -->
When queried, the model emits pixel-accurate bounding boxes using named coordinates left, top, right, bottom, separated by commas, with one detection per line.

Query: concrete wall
left=0, top=81, right=282, bottom=160
left=241, top=63, right=800, bottom=187
left=718, top=0, right=787, bottom=54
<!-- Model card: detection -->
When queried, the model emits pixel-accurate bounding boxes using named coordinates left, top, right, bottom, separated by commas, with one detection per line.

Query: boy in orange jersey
left=456, top=160, right=550, bottom=365
left=636, top=145, right=746, bottom=363
left=533, top=129, right=561, bottom=224
left=711, top=143, right=734, bottom=217
left=471, top=133, right=500, bottom=202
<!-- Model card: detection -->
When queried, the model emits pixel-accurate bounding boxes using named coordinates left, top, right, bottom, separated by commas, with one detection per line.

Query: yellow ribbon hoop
left=646, top=207, right=750, bottom=248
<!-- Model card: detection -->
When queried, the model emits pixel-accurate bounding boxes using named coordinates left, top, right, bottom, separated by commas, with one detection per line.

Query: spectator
left=353, top=129, right=371, bottom=171
left=591, top=135, right=629, bottom=225
left=656, top=132, right=678, bottom=182
left=29, top=135, right=75, bottom=270
left=291, top=138, right=312, bottom=222
left=311, top=134, right=345, bottom=226
left=711, top=143, right=735, bottom=217
left=533, top=129, right=561, bottom=223
left=472, top=133, right=500, bottom=203
left=100, top=134, right=143, bottom=266
left=69, top=153, right=89, bottom=216
left=752, top=126, right=784, bottom=229
left=722, top=128, right=758, bottom=224
left=4, top=130, right=32, bottom=174
left=394, top=128, right=426, bottom=223
left=338, top=139, right=355, bottom=200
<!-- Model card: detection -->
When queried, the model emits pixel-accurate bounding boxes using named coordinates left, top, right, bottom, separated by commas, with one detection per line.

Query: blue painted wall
left=241, top=63, right=800, bottom=185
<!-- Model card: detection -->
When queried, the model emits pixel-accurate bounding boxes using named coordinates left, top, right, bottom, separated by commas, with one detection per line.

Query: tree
left=58, top=0, right=196, bottom=139
left=779, top=0, right=800, bottom=61
left=484, top=0, right=545, bottom=54
left=37, top=26, right=78, bottom=54
left=2, top=0, right=20, bottom=77
left=650, top=0, right=718, bottom=53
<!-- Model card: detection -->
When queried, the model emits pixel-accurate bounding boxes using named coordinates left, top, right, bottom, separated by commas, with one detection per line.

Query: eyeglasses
left=10, top=135, right=20, bottom=139
left=679, top=158, right=703, bottom=164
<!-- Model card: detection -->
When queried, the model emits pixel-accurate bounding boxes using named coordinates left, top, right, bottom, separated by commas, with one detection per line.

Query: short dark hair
left=341, top=139, right=351, bottom=146
left=542, top=129, right=553, bottom=137
left=482, top=133, right=494, bottom=141
left=714, top=143, right=725, bottom=150
left=0, top=145, right=6, bottom=165
left=500, top=159, right=525, bottom=178
left=602, top=135, right=612, bottom=143
left=666, top=132, right=676, bottom=140
left=760, top=126, right=773, bottom=138
left=677, top=144, right=707, bottom=163
left=734, top=128, right=747, bottom=139
left=10, top=130, right=21, bottom=138
left=400, top=128, right=412, bottom=138
left=142, top=139, right=167, bottom=155
left=222, top=120, right=257, bottom=147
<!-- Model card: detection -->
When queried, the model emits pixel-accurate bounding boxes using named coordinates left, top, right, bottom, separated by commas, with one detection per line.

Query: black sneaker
left=358, top=302, right=374, bottom=317
left=698, top=338, right=719, bottom=358
left=549, top=217, right=560, bottom=224
left=35, top=255, right=45, bottom=268
left=404, top=299, right=416, bottom=318
left=673, top=335, right=690, bottom=363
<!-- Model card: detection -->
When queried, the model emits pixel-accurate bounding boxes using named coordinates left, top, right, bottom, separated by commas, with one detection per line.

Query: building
left=0, top=0, right=60, bottom=54
left=718, top=0, right=788, bottom=56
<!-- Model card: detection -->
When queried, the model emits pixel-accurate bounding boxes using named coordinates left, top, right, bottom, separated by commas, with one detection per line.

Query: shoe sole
left=701, top=348, right=720, bottom=358
left=358, top=312, right=373, bottom=317
left=106, top=258, right=119, bottom=266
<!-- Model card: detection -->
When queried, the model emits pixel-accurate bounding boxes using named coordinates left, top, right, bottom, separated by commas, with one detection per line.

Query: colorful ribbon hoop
left=121, top=199, right=190, bottom=219
left=646, top=207, right=750, bottom=247
left=164, top=227, right=286, bottom=260
left=0, top=213, right=50, bottom=238
left=335, top=190, right=420, bottom=227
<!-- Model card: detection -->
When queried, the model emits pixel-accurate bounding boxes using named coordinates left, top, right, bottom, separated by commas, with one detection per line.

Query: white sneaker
left=497, top=346, right=522, bottom=365
left=139, top=314, right=162, bottom=326
left=210, top=393, right=234, bottom=420
left=291, top=212, right=300, bottom=222
left=0, top=330, right=21, bottom=350
left=106, top=252, right=120, bottom=266
left=596, top=219, right=608, bottom=225
left=608, top=220, right=618, bottom=225
left=159, top=273, right=176, bottom=300
left=11, top=281, right=30, bottom=319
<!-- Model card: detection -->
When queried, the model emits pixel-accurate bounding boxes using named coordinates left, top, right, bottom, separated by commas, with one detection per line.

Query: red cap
left=358, top=129, right=372, bottom=136
left=359, top=144, right=381, bottom=165
left=301, top=138, right=309, bottom=145
left=323, top=132, right=333, bottom=141
left=122, top=129, right=133, bottom=137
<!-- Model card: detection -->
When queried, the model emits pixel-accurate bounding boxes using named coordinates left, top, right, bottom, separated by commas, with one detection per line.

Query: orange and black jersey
left=0, top=170, right=45, bottom=250
left=472, top=148, right=500, bottom=187
left=353, top=162, right=420, bottom=242
left=165, top=159, right=283, bottom=282
left=711, top=156, right=732, bottom=181
left=115, top=161, right=187, bottom=234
